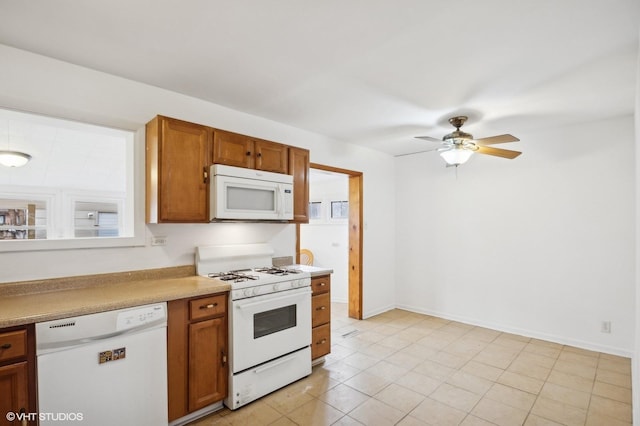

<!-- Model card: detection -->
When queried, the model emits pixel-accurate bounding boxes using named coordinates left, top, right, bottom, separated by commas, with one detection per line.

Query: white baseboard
left=394, top=303, right=633, bottom=358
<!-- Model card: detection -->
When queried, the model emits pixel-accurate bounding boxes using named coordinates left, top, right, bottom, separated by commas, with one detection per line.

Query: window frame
left=0, top=126, right=145, bottom=252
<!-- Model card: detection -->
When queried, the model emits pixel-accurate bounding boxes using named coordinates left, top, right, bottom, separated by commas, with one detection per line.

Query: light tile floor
left=190, top=303, right=632, bottom=425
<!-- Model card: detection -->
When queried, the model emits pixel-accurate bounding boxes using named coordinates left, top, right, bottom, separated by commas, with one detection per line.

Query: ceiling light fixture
left=0, top=150, right=32, bottom=167
left=439, top=145, right=474, bottom=167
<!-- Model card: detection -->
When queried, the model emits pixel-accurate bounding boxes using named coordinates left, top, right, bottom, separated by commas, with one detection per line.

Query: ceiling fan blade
left=473, top=134, right=519, bottom=146
left=415, top=136, right=443, bottom=143
left=394, top=147, right=442, bottom=157
left=476, top=145, right=522, bottom=159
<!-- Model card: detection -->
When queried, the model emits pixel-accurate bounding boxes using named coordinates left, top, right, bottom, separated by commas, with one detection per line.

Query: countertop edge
left=0, top=275, right=230, bottom=328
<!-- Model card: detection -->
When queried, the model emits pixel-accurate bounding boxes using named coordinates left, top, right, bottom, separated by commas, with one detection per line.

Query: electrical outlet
left=151, top=236, right=167, bottom=246
left=601, top=321, right=611, bottom=334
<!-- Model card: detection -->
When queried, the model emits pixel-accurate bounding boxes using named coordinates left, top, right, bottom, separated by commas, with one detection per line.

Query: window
left=308, top=202, right=322, bottom=220
left=0, top=108, right=144, bottom=251
left=331, top=201, right=349, bottom=219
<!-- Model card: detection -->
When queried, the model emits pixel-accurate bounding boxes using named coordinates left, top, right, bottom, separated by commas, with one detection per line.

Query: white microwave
left=211, top=164, right=294, bottom=221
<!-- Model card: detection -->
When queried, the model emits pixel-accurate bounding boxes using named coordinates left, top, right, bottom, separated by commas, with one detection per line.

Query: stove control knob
left=243, top=289, right=253, bottom=297
left=272, top=284, right=278, bottom=292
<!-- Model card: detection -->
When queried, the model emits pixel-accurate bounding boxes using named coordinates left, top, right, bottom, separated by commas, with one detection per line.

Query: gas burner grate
left=254, top=267, right=303, bottom=276
left=208, top=271, right=259, bottom=282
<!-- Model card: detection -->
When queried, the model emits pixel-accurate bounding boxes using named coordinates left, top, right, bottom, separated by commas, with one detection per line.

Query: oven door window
left=254, top=304, right=297, bottom=339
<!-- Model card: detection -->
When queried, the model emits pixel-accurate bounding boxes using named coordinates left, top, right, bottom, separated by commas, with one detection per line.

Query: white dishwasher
left=36, top=303, right=168, bottom=426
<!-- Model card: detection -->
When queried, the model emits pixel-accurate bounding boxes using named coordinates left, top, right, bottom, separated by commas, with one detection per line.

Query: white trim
left=396, top=303, right=633, bottom=358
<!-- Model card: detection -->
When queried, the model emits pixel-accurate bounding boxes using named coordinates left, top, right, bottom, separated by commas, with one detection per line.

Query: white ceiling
left=0, top=109, right=129, bottom=192
left=0, top=1, right=638, bottom=156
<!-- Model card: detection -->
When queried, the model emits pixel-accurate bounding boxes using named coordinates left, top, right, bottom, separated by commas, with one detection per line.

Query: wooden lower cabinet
left=311, top=275, right=331, bottom=361
left=168, top=294, right=228, bottom=422
left=0, top=325, right=35, bottom=426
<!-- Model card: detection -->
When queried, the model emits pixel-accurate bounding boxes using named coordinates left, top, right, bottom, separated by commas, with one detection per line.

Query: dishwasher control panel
left=116, top=304, right=166, bottom=331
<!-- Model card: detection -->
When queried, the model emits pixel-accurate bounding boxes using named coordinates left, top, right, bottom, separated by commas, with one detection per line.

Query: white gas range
left=196, top=243, right=312, bottom=410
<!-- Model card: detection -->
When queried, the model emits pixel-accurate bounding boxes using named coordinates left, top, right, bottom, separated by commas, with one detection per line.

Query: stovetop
left=195, top=244, right=311, bottom=300
left=203, top=267, right=311, bottom=300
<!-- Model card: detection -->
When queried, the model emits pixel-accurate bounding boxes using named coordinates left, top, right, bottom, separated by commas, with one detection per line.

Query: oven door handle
left=253, top=352, right=298, bottom=374
left=236, top=291, right=309, bottom=310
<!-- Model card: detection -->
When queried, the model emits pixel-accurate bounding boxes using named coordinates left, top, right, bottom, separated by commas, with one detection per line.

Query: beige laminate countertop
left=287, top=264, right=333, bottom=277
left=0, top=266, right=230, bottom=328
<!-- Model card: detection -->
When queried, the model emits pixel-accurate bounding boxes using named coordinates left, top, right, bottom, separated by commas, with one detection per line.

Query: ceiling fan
left=398, top=116, right=521, bottom=166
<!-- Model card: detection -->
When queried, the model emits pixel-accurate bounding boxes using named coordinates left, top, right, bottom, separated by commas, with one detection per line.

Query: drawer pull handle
left=200, top=303, right=218, bottom=310
left=316, top=306, right=326, bottom=311
left=0, top=343, right=11, bottom=350
left=221, top=350, right=227, bottom=367
left=319, top=283, right=326, bottom=286
left=317, top=339, right=327, bottom=345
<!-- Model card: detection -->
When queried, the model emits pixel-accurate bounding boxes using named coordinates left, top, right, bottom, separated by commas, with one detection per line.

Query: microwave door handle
left=278, top=184, right=285, bottom=218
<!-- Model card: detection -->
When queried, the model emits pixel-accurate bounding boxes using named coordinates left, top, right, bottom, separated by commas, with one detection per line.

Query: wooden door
left=254, top=140, right=288, bottom=173
left=213, top=130, right=254, bottom=169
left=188, top=317, right=227, bottom=412
left=148, top=116, right=211, bottom=223
left=0, top=362, right=28, bottom=425
left=288, top=147, right=310, bottom=223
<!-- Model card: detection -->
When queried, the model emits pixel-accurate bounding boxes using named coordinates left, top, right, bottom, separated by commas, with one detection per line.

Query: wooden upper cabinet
left=146, top=116, right=212, bottom=223
left=213, top=130, right=254, bottom=169
left=254, top=140, right=288, bottom=173
left=288, top=147, right=310, bottom=223
left=213, top=130, right=288, bottom=174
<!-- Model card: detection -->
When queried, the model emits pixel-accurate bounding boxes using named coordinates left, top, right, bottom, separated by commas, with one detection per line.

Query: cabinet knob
left=0, top=343, right=11, bottom=350
left=256, top=152, right=262, bottom=158
left=221, top=350, right=227, bottom=367
left=246, top=151, right=251, bottom=156
left=317, top=339, right=327, bottom=345
left=316, top=306, right=326, bottom=311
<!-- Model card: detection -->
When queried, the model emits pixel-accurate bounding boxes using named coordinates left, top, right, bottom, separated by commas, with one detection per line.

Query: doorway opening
left=296, top=163, right=363, bottom=319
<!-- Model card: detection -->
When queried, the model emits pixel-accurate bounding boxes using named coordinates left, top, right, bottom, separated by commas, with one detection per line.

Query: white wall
left=395, top=115, right=635, bottom=356
left=300, top=177, right=350, bottom=303
left=0, top=44, right=397, bottom=318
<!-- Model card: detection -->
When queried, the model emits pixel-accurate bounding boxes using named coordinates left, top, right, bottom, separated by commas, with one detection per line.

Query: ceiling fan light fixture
left=440, top=147, right=473, bottom=166
left=0, top=150, right=32, bottom=167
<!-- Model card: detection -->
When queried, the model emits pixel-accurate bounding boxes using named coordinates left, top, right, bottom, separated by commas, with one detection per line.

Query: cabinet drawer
left=312, top=293, right=331, bottom=328
left=190, top=295, right=226, bottom=321
left=311, top=275, right=330, bottom=295
left=0, top=330, right=27, bottom=363
left=311, top=324, right=331, bottom=360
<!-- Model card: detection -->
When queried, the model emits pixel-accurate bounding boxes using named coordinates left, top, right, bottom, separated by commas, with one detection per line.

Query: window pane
left=0, top=200, right=46, bottom=240
left=331, top=201, right=348, bottom=219
left=309, top=202, right=322, bottom=219
left=74, top=201, right=119, bottom=238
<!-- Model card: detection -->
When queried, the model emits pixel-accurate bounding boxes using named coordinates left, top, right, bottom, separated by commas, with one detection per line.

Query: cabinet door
left=255, top=140, right=288, bottom=173
left=288, top=147, right=310, bottom=223
left=146, top=116, right=211, bottom=223
left=159, top=118, right=211, bottom=222
left=188, top=317, right=228, bottom=412
left=0, top=362, right=28, bottom=425
left=213, top=130, right=254, bottom=169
